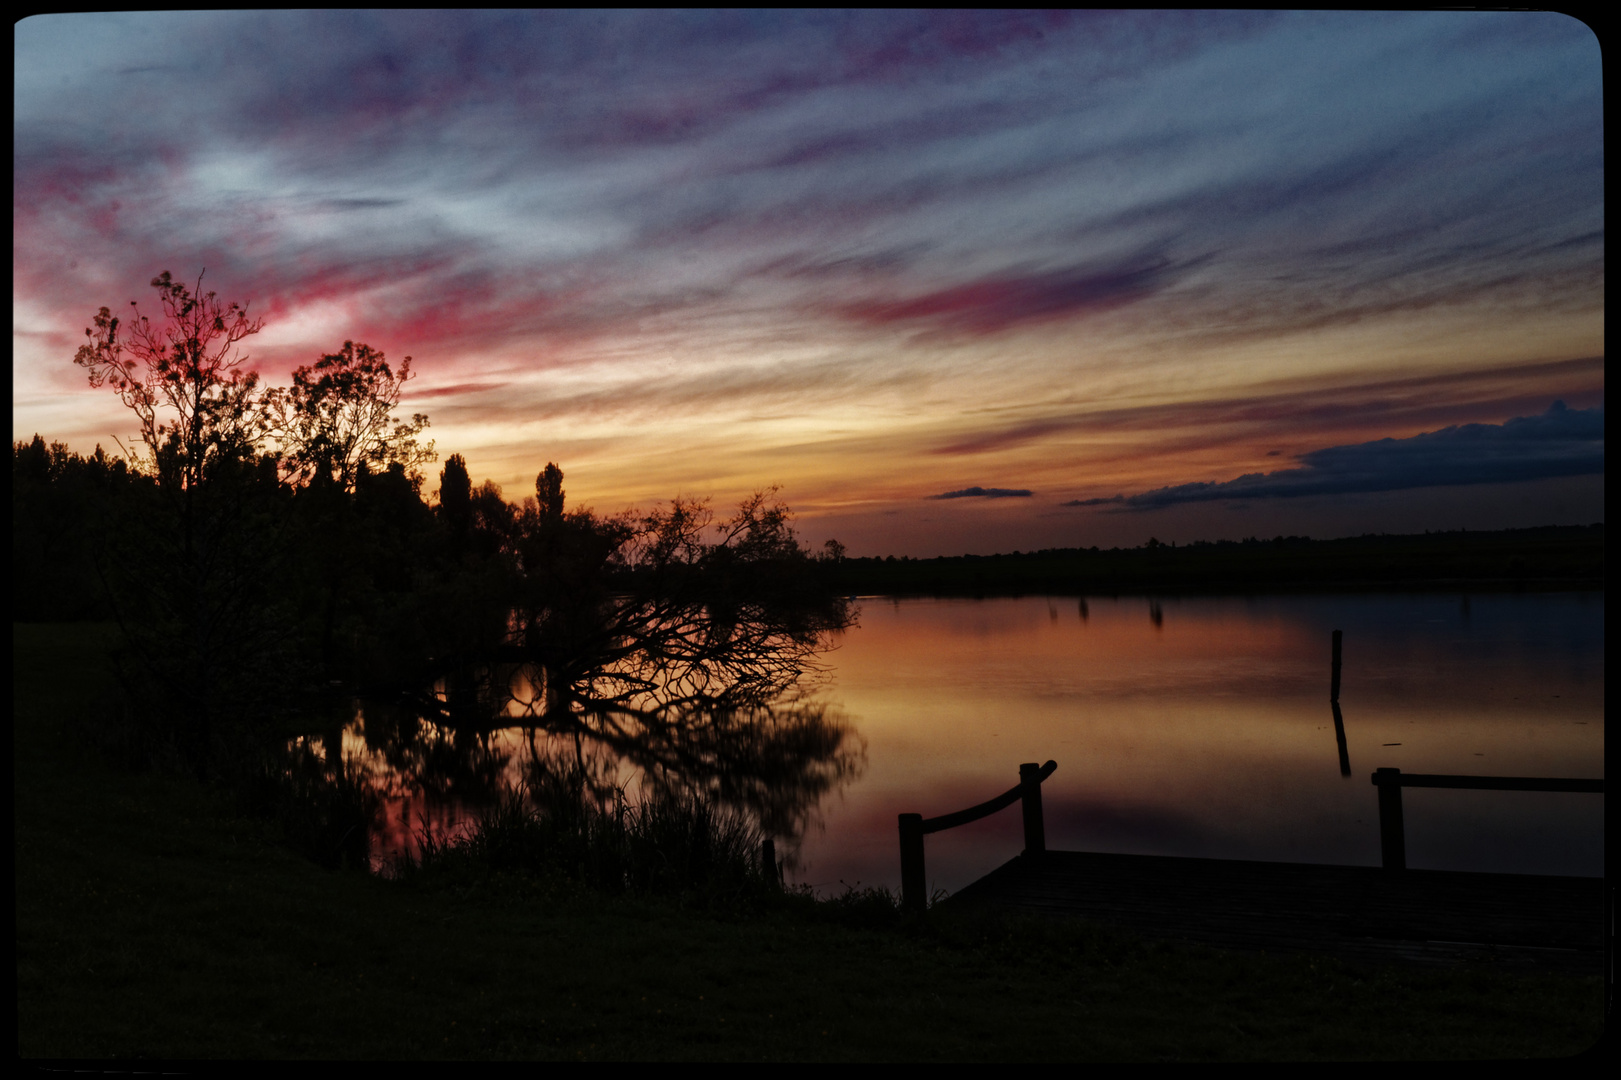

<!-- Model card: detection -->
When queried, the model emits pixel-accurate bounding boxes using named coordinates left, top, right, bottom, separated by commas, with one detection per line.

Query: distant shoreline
left=826, top=523, right=1604, bottom=597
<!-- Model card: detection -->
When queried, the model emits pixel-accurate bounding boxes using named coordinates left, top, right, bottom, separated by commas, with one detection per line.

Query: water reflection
left=286, top=591, right=1601, bottom=890
left=802, top=592, right=1603, bottom=893
left=291, top=667, right=865, bottom=872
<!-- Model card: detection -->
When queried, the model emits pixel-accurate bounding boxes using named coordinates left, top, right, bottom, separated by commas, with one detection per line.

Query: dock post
left=1374, top=768, right=1406, bottom=871
left=1019, top=762, right=1046, bottom=857
left=1331, top=629, right=1343, bottom=702
left=899, top=813, right=925, bottom=913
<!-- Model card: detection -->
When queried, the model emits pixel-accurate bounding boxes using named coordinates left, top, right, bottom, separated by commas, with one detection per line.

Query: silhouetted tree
left=507, top=484, right=854, bottom=726
left=74, top=270, right=266, bottom=491
left=266, top=341, right=438, bottom=680
left=438, top=454, right=473, bottom=543
left=60, top=270, right=849, bottom=799
left=70, top=272, right=298, bottom=769
left=263, top=340, right=434, bottom=492
left=536, top=462, right=564, bottom=520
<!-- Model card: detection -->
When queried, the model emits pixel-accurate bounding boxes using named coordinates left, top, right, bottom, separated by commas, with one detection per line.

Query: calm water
left=797, top=592, right=1604, bottom=893
left=310, top=592, right=1604, bottom=890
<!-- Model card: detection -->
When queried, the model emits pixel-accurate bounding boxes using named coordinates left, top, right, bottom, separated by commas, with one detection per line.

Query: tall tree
left=438, top=454, right=473, bottom=541
left=71, top=272, right=295, bottom=768
left=536, top=462, right=565, bottom=520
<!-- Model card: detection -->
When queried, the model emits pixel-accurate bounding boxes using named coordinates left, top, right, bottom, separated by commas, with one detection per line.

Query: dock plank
left=942, top=851, right=1605, bottom=972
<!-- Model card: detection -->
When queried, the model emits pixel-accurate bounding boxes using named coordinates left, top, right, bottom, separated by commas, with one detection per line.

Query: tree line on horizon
left=826, top=524, right=1603, bottom=594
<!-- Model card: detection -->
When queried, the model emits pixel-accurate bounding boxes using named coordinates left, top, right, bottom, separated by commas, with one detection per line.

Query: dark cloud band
left=928, top=486, right=1034, bottom=499
left=1115, top=401, right=1602, bottom=510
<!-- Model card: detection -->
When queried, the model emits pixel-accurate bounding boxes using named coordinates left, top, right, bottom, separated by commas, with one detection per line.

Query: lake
left=798, top=591, right=1604, bottom=893
left=308, top=591, right=1604, bottom=892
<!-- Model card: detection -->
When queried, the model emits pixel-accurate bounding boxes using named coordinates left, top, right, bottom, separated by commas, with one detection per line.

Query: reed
left=387, top=773, right=780, bottom=907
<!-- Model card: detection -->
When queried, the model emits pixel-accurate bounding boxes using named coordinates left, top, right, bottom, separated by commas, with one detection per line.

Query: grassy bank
left=15, top=623, right=1605, bottom=1061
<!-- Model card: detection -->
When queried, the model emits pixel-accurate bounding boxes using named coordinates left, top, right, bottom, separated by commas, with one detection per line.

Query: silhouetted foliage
left=499, top=479, right=855, bottom=725
left=263, top=340, right=434, bottom=492
left=12, top=436, right=149, bottom=620
left=40, top=269, right=859, bottom=888
left=59, top=272, right=450, bottom=772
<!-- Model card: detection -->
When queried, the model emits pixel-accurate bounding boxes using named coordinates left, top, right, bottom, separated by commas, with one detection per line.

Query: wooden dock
left=943, top=850, right=1606, bottom=973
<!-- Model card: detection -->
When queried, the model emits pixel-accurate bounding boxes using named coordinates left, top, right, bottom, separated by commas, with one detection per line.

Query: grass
left=15, top=622, right=1607, bottom=1061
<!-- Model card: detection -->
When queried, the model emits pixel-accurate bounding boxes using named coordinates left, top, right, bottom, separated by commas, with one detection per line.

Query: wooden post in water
left=1374, top=767, right=1406, bottom=871
left=1020, top=762, right=1047, bottom=857
left=1330, top=629, right=1343, bottom=702
left=1331, top=701, right=1351, bottom=777
left=899, top=813, right=925, bottom=913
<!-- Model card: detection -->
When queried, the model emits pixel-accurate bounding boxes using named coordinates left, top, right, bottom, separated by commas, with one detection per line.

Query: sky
left=13, top=11, right=1604, bottom=556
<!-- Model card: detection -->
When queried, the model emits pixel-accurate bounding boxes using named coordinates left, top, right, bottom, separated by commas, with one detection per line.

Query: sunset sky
left=13, top=11, right=1603, bottom=556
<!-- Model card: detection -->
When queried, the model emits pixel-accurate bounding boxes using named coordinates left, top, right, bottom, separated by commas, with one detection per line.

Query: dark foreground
left=15, top=624, right=1607, bottom=1061
left=948, top=852, right=1605, bottom=974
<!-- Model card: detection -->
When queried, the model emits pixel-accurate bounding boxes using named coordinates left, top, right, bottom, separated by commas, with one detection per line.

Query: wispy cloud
left=838, top=256, right=1186, bottom=336
left=935, top=356, right=1605, bottom=459
left=13, top=12, right=1604, bottom=548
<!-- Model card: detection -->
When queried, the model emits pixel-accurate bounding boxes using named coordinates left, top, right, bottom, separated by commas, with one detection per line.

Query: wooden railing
left=1370, top=767, right=1604, bottom=871
left=898, top=760, right=1057, bottom=913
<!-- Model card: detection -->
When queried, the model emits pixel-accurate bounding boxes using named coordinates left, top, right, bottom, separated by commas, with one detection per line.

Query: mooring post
left=1374, top=767, right=1406, bottom=871
left=899, top=813, right=925, bottom=913
left=1331, top=701, right=1351, bottom=777
left=1331, top=629, right=1343, bottom=702
left=1019, top=762, right=1046, bottom=857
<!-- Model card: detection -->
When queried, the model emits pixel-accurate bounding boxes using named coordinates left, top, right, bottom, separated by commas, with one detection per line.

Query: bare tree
left=74, top=270, right=266, bottom=490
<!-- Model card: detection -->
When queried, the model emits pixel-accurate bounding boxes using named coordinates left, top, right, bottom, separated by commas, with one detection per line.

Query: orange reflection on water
left=294, top=714, right=583, bottom=873
left=794, top=593, right=1603, bottom=893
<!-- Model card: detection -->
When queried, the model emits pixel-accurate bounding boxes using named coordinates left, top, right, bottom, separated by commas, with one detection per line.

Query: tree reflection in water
left=288, top=485, right=866, bottom=872
left=292, top=660, right=865, bottom=874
